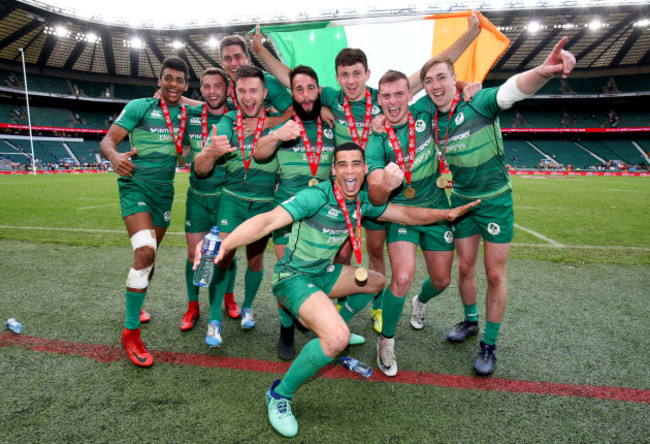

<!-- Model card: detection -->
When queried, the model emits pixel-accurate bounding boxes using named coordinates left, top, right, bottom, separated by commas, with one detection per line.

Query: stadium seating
left=579, top=140, right=648, bottom=166
left=113, top=83, right=156, bottom=100
left=66, top=140, right=100, bottom=163
left=531, top=140, right=601, bottom=168
left=503, top=139, right=546, bottom=169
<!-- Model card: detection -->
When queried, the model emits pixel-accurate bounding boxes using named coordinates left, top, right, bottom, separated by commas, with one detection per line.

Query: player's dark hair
left=334, top=142, right=365, bottom=161
left=234, top=65, right=266, bottom=88
left=219, top=35, right=249, bottom=57
left=200, top=67, right=229, bottom=87
left=419, top=57, right=455, bottom=85
left=160, top=57, right=189, bottom=83
left=379, top=70, right=410, bottom=89
left=290, top=65, right=319, bottom=89
left=335, top=48, right=368, bottom=71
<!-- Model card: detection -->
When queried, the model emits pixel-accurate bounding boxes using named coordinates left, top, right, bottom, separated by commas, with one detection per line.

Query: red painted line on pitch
left=2, top=332, right=648, bottom=404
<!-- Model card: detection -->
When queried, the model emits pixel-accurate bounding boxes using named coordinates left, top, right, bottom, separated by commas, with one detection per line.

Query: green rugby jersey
left=366, top=106, right=444, bottom=208
left=274, top=118, right=336, bottom=204
left=320, top=86, right=382, bottom=147
left=226, top=72, right=292, bottom=112
left=186, top=104, right=225, bottom=196
left=274, top=180, right=387, bottom=280
left=114, top=98, right=188, bottom=184
left=414, top=88, right=511, bottom=199
left=216, top=110, right=278, bottom=202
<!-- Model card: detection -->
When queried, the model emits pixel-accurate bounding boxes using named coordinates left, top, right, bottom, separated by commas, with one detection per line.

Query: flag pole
left=19, top=47, right=36, bottom=175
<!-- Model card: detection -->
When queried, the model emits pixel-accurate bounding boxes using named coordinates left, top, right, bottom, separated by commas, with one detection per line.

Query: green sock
left=482, top=320, right=501, bottom=345
left=339, top=292, right=377, bottom=324
left=418, top=277, right=444, bottom=303
left=275, top=338, right=333, bottom=399
left=242, top=267, right=263, bottom=309
left=226, top=256, right=237, bottom=294
left=381, top=286, right=406, bottom=338
left=208, top=266, right=229, bottom=322
left=185, top=260, right=199, bottom=303
left=278, top=306, right=294, bottom=328
left=371, top=288, right=384, bottom=310
left=125, top=290, right=146, bottom=330
left=464, top=303, right=479, bottom=322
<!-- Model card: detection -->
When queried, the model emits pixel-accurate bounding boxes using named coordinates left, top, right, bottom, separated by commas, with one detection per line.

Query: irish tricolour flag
left=259, top=11, right=510, bottom=90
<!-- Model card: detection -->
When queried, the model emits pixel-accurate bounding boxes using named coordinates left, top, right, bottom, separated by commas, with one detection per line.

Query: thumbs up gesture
left=204, top=124, right=236, bottom=159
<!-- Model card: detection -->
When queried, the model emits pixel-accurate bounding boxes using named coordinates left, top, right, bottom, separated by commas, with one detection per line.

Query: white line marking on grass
left=513, top=223, right=564, bottom=247
left=511, top=243, right=650, bottom=251
left=517, top=207, right=564, bottom=210
left=77, top=203, right=120, bottom=210
left=0, top=225, right=185, bottom=235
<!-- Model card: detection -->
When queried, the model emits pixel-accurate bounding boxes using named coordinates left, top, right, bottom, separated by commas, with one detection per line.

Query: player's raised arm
left=251, top=24, right=291, bottom=88
left=379, top=199, right=480, bottom=225
left=409, top=9, right=481, bottom=94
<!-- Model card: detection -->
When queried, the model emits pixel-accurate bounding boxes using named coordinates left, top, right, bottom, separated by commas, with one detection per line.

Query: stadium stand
left=579, top=140, right=649, bottom=166
left=113, top=83, right=156, bottom=100
left=66, top=140, right=101, bottom=163
left=503, top=139, right=547, bottom=169
left=21, top=74, right=72, bottom=95
left=531, top=140, right=602, bottom=168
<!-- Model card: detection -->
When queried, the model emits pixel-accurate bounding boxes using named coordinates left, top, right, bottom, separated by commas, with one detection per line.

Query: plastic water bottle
left=341, top=356, right=373, bottom=378
left=6, top=318, right=22, bottom=334
left=193, top=226, right=221, bottom=288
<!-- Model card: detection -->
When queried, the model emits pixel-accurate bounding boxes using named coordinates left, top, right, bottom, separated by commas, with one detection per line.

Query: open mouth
left=344, top=177, right=358, bottom=193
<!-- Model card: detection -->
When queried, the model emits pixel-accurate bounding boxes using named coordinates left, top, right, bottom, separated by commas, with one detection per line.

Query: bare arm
left=367, top=162, right=404, bottom=206
left=194, top=206, right=294, bottom=268
left=251, top=24, right=291, bottom=88
left=99, top=124, right=135, bottom=177
left=193, top=124, right=237, bottom=177
left=516, top=37, right=576, bottom=94
left=410, top=10, right=481, bottom=94
left=378, top=199, right=481, bottom=225
left=242, top=105, right=294, bottom=133
left=254, top=119, right=301, bottom=160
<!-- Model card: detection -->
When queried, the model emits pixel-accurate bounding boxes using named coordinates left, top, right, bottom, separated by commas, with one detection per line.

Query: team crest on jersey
left=327, top=208, right=341, bottom=218
left=164, top=211, right=171, bottom=222
left=185, top=221, right=191, bottom=227
left=398, top=228, right=407, bottom=234
left=150, top=110, right=163, bottom=119
left=324, top=129, right=333, bottom=139
left=220, top=218, right=229, bottom=226
left=444, top=230, right=454, bottom=244
left=327, top=264, right=335, bottom=272
left=283, top=196, right=296, bottom=205
left=415, top=119, right=426, bottom=132
left=487, top=223, right=501, bottom=235
left=372, top=105, right=380, bottom=115
left=455, top=112, right=464, bottom=125
left=190, top=117, right=201, bottom=124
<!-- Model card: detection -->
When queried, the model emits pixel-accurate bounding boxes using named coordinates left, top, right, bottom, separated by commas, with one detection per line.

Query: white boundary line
left=77, top=203, right=120, bottom=211
left=513, top=223, right=564, bottom=247
left=0, top=225, right=648, bottom=251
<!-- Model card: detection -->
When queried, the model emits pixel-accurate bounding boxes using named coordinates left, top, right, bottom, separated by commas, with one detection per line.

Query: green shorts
left=118, top=177, right=174, bottom=228
left=362, top=216, right=386, bottom=231
left=218, top=192, right=273, bottom=233
left=185, top=190, right=221, bottom=233
left=271, top=264, right=343, bottom=317
left=451, top=190, right=514, bottom=244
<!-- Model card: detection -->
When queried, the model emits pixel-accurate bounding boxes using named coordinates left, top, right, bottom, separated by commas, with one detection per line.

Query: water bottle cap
left=340, top=356, right=351, bottom=364
left=210, top=226, right=220, bottom=234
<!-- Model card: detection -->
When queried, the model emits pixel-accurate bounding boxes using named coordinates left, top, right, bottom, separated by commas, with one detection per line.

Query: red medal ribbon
left=235, top=108, right=266, bottom=173
left=384, top=113, right=416, bottom=185
left=229, top=86, right=240, bottom=111
left=293, top=113, right=323, bottom=177
left=342, top=88, right=373, bottom=149
left=159, top=97, right=187, bottom=155
left=434, top=90, right=461, bottom=174
left=200, top=103, right=209, bottom=147
left=332, top=182, right=363, bottom=266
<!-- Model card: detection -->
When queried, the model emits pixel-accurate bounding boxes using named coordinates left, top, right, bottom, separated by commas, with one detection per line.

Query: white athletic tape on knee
left=130, top=229, right=157, bottom=253
left=126, top=265, right=153, bottom=289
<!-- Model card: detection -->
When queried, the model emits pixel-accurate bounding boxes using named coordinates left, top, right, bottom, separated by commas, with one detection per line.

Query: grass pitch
left=0, top=173, right=648, bottom=442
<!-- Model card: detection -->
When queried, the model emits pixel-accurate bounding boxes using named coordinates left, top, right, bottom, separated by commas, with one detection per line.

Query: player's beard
left=293, top=96, right=322, bottom=122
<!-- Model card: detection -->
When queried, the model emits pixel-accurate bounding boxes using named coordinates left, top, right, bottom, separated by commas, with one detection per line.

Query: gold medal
left=436, top=176, right=448, bottom=188
left=404, top=186, right=416, bottom=199
left=308, top=178, right=319, bottom=187
left=177, top=155, right=186, bottom=167
left=355, top=267, right=368, bottom=283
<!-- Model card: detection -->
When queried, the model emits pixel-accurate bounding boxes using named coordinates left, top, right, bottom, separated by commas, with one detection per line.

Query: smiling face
left=331, top=147, right=368, bottom=200
left=336, top=62, right=370, bottom=102
left=291, top=72, right=321, bottom=121
left=235, top=76, right=267, bottom=118
left=200, top=73, right=228, bottom=113
left=422, top=61, right=457, bottom=112
left=158, top=67, right=188, bottom=106
left=220, top=44, right=251, bottom=81
left=378, top=78, right=412, bottom=126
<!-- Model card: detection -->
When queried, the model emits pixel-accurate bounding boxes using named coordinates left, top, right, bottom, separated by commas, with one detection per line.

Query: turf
left=0, top=173, right=648, bottom=442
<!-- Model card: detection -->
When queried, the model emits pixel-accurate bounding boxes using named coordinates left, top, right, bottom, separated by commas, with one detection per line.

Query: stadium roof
left=1, top=0, right=649, bottom=82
